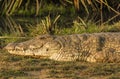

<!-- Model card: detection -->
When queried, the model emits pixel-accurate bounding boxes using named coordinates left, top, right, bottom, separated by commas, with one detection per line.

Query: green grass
left=26, top=17, right=120, bottom=36
left=0, top=50, right=120, bottom=79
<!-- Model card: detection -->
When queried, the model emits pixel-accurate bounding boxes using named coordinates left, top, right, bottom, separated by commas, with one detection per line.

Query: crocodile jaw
left=4, top=35, right=61, bottom=57
left=4, top=41, right=61, bottom=57
left=7, top=48, right=60, bottom=57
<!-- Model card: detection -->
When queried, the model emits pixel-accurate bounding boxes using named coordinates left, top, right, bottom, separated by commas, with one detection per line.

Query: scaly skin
left=4, top=33, right=120, bottom=62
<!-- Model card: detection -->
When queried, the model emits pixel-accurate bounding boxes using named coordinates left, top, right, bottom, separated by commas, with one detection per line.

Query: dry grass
left=0, top=49, right=120, bottom=79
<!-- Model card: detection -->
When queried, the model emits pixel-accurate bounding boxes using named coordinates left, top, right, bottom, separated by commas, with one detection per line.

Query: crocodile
left=4, top=33, right=120, bottom=62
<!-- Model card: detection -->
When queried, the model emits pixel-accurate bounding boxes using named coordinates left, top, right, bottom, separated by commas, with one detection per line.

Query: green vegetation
left=0, top=0, right=119, bottom=38
left=0, top=0, right=119, bottom=22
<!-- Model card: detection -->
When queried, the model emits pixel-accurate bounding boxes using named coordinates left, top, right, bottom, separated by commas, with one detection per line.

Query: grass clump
left=0, top=69, right=27, bottom=78
left=25, top=16, right=120, bottom=36
left=100, top=21, right=120, bottom=32
left=23, top=15, right=120, bottom=36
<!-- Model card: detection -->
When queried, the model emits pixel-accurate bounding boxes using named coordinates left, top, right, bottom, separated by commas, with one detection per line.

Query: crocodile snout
left=4, top=43, right=17, bottom=50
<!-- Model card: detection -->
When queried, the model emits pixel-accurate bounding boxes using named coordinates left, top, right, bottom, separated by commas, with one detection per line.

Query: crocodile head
left=4, top=35, right=61, bottom=57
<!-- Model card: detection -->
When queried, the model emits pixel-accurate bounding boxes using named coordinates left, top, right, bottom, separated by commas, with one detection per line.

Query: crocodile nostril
left=46, top=48, right=49, bottom=51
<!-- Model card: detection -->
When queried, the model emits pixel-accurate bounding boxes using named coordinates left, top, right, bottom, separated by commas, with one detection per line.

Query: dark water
left=0, top=16, right=42, bottom=35
left=0, top=16, right=42, bottom=48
